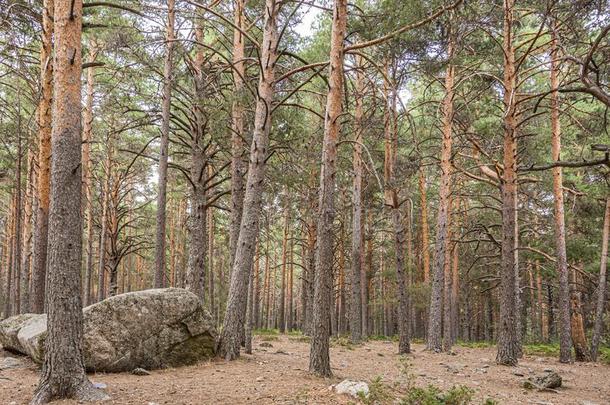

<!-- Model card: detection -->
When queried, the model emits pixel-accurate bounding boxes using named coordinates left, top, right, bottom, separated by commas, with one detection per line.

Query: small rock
left=0, top=356, right=23, bottom=370
left=543, top=368, right=554, bottom=373
left=275, top=350, right=289, bottom=355
left=523, top=371, right=562, bottom=391
left=514, top=371, right=525, bottom=377
left=92, top=382, right=107, bottom=389
left=131, top=367, right=151, bottom=376
left=581, top=401, right=599, bottom=405
left=377, top=353, right=384, bottom=357
left=259, top=342, right=273, bottom=348
left=334, top=380, right=369, bottom=399
left=256, top=376, right=264, bottom=382
left=482, top=364, right=490, bottom=369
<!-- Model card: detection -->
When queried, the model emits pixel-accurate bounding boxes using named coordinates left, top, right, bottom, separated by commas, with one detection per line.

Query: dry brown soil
left=1, top=335, right=608, bottom=404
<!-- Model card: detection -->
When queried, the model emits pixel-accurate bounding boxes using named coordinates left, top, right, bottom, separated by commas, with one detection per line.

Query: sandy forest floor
left=1, top=334, right=609, bottom=404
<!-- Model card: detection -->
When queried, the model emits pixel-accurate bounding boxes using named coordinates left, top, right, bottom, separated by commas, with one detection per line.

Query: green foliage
left=523, top=343, right=560, bottom=357
left=599, top=347, right=610, bottom=365
left=401, top=385, right=475, bottom=405
left=359, top=377, right=393, bottom=405
left=457, top=341, right=493, bottom=349
left=253, top=328, right=279, bottom=335
left=330, top=336, right=357, bottom=350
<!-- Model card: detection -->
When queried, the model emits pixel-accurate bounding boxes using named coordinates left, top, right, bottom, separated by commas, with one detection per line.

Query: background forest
left=0, top=0, right=610, bottom=386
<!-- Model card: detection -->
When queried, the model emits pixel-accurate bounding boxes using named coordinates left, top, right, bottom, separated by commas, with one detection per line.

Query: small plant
left=523, top=343, right=560, bottom=357
left=457, top=341, right=493, bottom=349
left=253, top=328, right=279, bottom=335
left=331, top=336, right=355, bottom=350
left=401, top=385, right=475, bottom=405
left=599, top=347, right=610, bottom=365
left=289, top=335, right=311, bottom=343
left=359, top=376, right=393, bottom=405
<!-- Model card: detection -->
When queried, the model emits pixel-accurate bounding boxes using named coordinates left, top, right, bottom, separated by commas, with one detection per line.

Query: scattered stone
left=580, top=401, right=599, bottom=405
left=92, top=382, right=107, bottom=389
left=543, top=368, right=554, bottom=373
left=131, top=368, right=151, bottom=376
left=256, top=377, right=264, bottom=382
left=474, top=368, right=488, bottom=374
left=377, top=353, right=384, bottom=357
left=482, top=364, right=490, bottom=368
left=259, top=342, right=273, bottom=348
left=514, top=371, right=525, bottom=377
left=334, top=380, right=369, bottom=399
left=275, top=350, right=289, bottom=355
left=0, top=356, right=23, bottom=370
left=444, top=363, right=465, bottom=374
left=523, top=371, right=562, bottom=391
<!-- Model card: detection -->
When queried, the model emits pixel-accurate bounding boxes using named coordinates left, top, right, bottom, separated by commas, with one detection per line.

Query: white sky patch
left=294, top=5, right=322, bottom=38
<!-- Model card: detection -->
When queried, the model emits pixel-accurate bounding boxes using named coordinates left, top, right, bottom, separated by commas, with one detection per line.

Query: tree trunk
left=218, top=0, right=278, bottom=360
left=591, top=197, right=610, bottom=360
left=496, top=0, right=521, bottom=366
left=288, top=237, right=294, bottom=331
left=97, top=143, right=111, bottom=302
left=20, top=150, right=36, bottom=313
left=154, top=0, right=175, bottom=288
left=229, top=0, right=248, bottom=269
left=31, top=0, right=54, bottom=314
left=3, top=196, right=15, bottom=318
left=82, top=41, right=97, bottom=307
left=208, top=206, right=215, bottom=317
left=244, top=265, right=254, bottom=354
left=443, top=201, right=454, bottom=352
left=309, top=0, right=347, bottom=377
left=31, top=1, right=108, bottom=401
left=185, top=21, right=208, bottom=301
left=428, top=38, right=454, bottom=352
left=12, top=106, right=23, bottom=314
left=279, top=208, right=289, bottom=333
left=349, top=54, right=365, bottom=343
left=419, top=169, right=430, bottom=283
left=550, top=24, right=572, bottom=363
left=570, top=266, right=590, bottom=361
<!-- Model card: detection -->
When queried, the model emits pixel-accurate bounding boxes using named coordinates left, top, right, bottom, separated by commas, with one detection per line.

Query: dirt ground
left=1, top=335, right=608, bottom=404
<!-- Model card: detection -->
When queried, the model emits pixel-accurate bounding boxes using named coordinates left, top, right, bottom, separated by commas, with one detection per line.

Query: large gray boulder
left=0, top=313, right=40, bottom=352
left=0, top=288, right=216, bottom=372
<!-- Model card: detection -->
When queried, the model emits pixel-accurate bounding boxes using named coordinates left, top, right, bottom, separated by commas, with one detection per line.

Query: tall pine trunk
left=309, top=0, right=347, bottom=377
left=428, top=36, right=454, bottom=352
left=348, top=55, right=364, bottom=343
left=154, top=0, right=175, bottom=288
left=31, top=0, right=54, bottom=314
left=496, top=0, right=521, bottom=366
left=82, top=41, right=97, bottom=307
left=31, top=0, right=108, bottom=401
left=218, top=0, right=278, bottom=360
left=550, top=24, right=572, bottom=363
left=229, top=0, right=248, bottom=268
left=591, top=197, right=610, bottom=360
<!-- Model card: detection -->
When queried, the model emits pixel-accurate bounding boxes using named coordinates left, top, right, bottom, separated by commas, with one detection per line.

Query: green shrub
left=401, top=385, right=475, bottom=405
left=457, top=341, right=493, bottom=349
left=523, top=343, right=560, bottom=357
left=599, top=347, right=610, bottom=365
left=253, top=328, right=279, bottom=335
